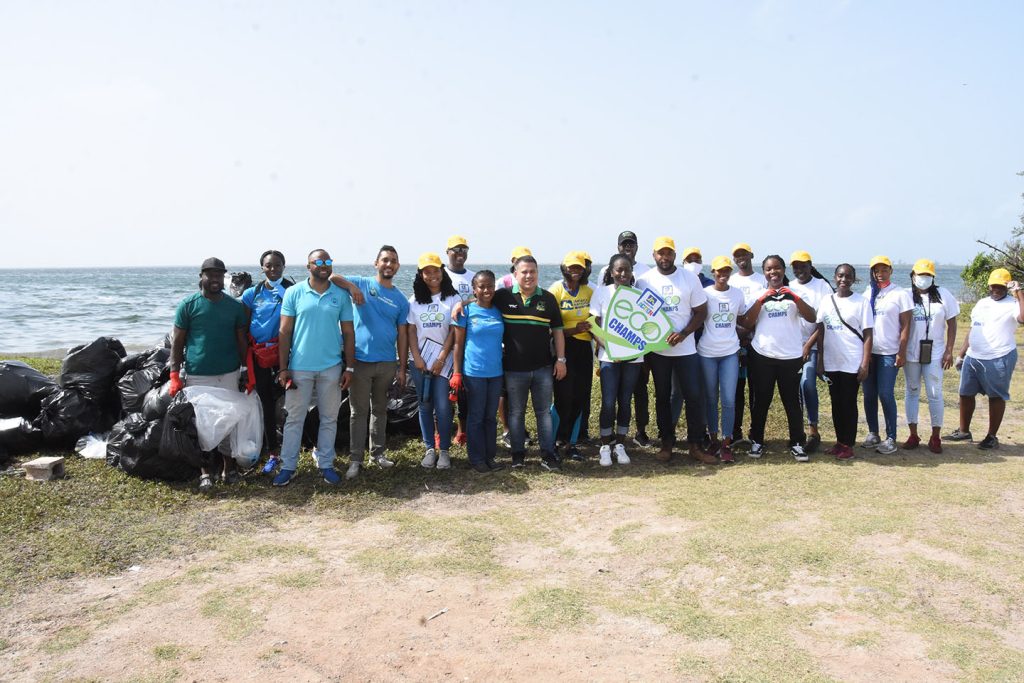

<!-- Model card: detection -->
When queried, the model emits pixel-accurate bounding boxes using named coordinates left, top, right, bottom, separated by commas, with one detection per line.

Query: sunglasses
left=449, top=247, right=468, bottom=254
left=310, top=259, right=333, bottom=267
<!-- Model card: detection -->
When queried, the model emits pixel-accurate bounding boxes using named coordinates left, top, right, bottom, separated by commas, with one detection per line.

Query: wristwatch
left=556, top=357, right=567, bottom=364
left=345, top=367, right=355, bottom=373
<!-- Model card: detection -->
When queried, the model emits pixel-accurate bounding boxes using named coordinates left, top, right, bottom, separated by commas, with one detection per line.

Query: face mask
left=267, top=276, right=283, bottom=285
left=683, top=262, right=703, bottom=275
left=913, top=275, right=933, bottom=290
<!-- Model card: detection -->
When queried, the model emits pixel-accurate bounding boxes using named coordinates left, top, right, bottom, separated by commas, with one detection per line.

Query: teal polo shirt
left=174, top=292, right=248, bottom=376
left=281, top=280, right=354, bottom=371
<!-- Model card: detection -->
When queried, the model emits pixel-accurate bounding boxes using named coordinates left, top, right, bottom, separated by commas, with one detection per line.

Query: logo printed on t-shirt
left=660, top=285, right=681, bottom=307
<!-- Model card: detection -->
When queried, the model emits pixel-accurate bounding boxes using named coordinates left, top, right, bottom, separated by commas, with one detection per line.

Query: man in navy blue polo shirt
left=273, top=249, right=355, bottom=486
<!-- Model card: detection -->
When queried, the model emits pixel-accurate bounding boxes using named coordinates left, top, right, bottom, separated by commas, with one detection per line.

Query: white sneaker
left=436, top=450, right=451, bottom=469
left=613, top=443, right=631, bottom=465
left=749, top=442, right=765, bottom=459
left=598, top=445, right=613, bottom=467
left=420, top=448, right=437, bottom=469
left=371, top=453, right=395, bottom=468
left=861, top=433, right=881, bottom=448
left=345, top=461, right=361, bottom=480
left=876, top=437, right=897, bottom=454
left=791, top=444, right=809, bottom=462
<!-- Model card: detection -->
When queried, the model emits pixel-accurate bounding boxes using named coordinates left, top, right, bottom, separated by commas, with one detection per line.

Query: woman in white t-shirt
left=697, top=256, right=748, bottom=463
left=862, top=255, right=913, bottom=455
left=406, top=253, right=460, bottom=469
left=902, top=258, right=959, bottom=454
left=816, top=264, right=874, bottom=460
left=589, top=254, right=642, bottom=467
left=738, top=255, right=817, bottom=461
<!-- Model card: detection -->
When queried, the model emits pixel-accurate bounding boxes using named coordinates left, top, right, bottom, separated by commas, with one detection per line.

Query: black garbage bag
left=111, top=414, right=196, bottom=480
left=0, top=417, right=45, bottom=456
left=159, top=396, right=218, bottom=471
left=0, top=361, right=58, bottom=419
left=115, top=352, right=148, bottom=379
left=299, top=394, right=353, bottom=449
left=386, top=378, right=421, bottom=436
left=142, top=382, right=173, bottom=421
left=33, top=388, right=106, bottom=446
left=229, top=272, right=253, bottom=298
left=59, top=337, right=127, bottom=402
left=118, top=364, right=166, bottom=414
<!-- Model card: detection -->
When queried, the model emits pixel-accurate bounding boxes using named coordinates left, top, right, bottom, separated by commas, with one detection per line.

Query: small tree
left=962, top=171, right=1024, bottom=300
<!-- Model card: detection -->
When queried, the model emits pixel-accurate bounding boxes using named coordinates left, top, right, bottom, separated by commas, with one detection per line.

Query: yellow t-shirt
left=549, top=281, right=593, bottom=341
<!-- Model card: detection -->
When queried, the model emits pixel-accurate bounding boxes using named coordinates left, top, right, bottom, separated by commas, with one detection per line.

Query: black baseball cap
left=200, top=257, right=227, bottom=272
left=617, top=230, right=638, bottom=245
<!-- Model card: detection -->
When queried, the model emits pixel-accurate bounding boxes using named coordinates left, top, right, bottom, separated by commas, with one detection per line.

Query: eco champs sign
left=588, top=286, right=675, bottom=361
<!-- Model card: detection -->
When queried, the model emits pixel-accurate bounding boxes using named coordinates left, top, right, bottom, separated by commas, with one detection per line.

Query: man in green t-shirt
left=169, top=257, right=248, bottom=491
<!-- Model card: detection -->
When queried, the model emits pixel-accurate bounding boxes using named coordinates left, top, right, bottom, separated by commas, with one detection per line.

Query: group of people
left=169, top=232, right=1024, bottom=489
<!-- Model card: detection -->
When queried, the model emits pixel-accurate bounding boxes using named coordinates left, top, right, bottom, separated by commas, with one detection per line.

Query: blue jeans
left=800, top=349, right=819, bottom=426
left=465, top=375, right=502, bottom=465
left=863, top=353, right=899, bottom=439
left=599, top=362, right=642, bottom=437
left=280, top=363, right=342, bottom=471
left=504, top=368, right=555, bottom=455
left=699, top=353, right=739, bottom=438
left=409, top=364, right=453, bottom=450
left=647, top=352, right=705, bottom=445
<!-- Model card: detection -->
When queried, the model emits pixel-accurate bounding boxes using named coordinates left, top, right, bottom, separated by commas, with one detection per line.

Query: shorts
left=959, top=349, right=1017, bottom=401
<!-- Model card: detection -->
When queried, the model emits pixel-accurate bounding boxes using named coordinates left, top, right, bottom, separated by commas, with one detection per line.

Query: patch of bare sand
left=854, top=533, right=977, bottom=571
left=802, top=611, right=960, bottom=682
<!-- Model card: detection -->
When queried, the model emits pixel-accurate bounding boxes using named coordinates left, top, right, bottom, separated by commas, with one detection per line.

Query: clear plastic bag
left=75, top=432, right=109, bottom=460
left=181, top=386, right=263, bottom=468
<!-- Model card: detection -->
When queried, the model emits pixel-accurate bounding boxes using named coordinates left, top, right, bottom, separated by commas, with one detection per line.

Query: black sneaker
left=805, top=433, right=821, bottom=454
left=567, top=446, right=584, bottom=461
left=471, top=462, right=491, bottom=473
left=486, top=459, right=504, bottom=471
left=511, top=452, right=526, bottom=468
left=632, top=431, right=652, bottom=448
left=540, top=453, right=561, bottom=471
left=978, top=435, right=999, bottom=450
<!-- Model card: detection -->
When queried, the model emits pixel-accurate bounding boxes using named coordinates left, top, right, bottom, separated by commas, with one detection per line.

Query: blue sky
left=1, top=1, right=1021, bottom=268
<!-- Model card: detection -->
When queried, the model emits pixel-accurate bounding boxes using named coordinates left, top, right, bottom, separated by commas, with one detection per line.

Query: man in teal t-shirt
left=169, top=257, right=248, bottom=491
left=330, top=245, right=410, bottom=479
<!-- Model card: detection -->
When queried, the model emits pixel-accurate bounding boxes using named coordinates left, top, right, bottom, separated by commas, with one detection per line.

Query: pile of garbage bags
left=1, top=334, right=426, bottom=478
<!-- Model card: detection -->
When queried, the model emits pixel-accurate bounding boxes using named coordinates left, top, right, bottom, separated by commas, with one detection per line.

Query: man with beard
left=727, top=243, right=767, bottom=446
left=331, top=246, right=410, bottom=478
left=273, top=249, right=356, bottom=486
left=169, top=257, right=248, bottom=491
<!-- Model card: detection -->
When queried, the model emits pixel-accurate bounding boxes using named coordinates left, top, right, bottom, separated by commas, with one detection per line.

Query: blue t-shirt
left=281, top=280, right=354, bottom=372
left=349, top=276, right=411, bottom=363
left=454, top=303, right=504, bottom=378
left=240, top=281, right=289, bottom=344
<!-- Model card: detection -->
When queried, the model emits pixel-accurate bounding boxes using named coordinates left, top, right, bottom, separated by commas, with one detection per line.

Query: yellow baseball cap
left=732, top=242, right=753, bottom=256
left=573, top=250, right=592, bottom=263
left=711, top=256, right=733, bottom=271
left=912, top=258, right=936, bottom=276
left=562, top=252, right=586, bottom=269
left=510, top=246, right=532, bottom=261
left=446, top=235, right=468, bottom=250
left=988, top=268, right=1012, bottom=286
left=681, top=246, right=701, bottom=260
left=790, top=250, right=812, bottom=264
left=653, top=236, right=676, bottom=253
left=869, top=255, right=893, bottom=269
left=417, top=252, right=443, bottom=270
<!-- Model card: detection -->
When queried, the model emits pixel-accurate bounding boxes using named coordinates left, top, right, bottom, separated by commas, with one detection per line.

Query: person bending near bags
left=169, top=257, right=248, bottom=491
left=273, top=250, right=356, bottom=486
left=816, top=264, right=874, bottom=460
left=737, top=255, right=817, bottom=462
left=947, top=268, right=1024, bottom=450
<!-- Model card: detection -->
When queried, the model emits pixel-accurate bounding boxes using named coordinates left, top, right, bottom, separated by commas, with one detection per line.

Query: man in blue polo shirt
left=331, top=245, right=410, bottom=479
left=273, top=248, right=355, bottom=486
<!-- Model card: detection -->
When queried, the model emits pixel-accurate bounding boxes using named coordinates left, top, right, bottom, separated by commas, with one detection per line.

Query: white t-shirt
left=966, top=295, right=1020, bottom=360
left=728, top=272, right=768, bottom=305
left=447, top=268, right=476, bottom=302
left=789, top=277, right=834, bottom=342
left=906, top=286, right=960, bottom=363
left=589, top=284, right=642, bottom=364
left=597, top=261, right=651, bottom=285
left=751, top=296, right=805, bottom=360
left=864, top=284, right=913, bottom=355
left=697, top=286, right=747, bottom=358
left=817, top=293, right=875, bottom=374
left=406, top=293, right=458, bottom=349
left=635, top=267, right=708, bottom=356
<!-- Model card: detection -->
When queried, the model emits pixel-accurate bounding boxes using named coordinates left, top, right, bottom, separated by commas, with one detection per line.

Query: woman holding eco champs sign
left=697, top=256, right=748, bottom=463
left=738, top=255, right=817, bottom=461
left=589, top=254, right=644, bottom=466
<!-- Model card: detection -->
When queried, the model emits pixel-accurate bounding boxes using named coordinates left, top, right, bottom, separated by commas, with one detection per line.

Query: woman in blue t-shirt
left=240, top=249, right=293, bottom=474
left=451, top=270, right=505, bottom=473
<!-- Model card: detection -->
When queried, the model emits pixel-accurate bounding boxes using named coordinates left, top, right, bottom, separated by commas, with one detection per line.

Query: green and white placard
left=588, top=285, right=675, bottom=361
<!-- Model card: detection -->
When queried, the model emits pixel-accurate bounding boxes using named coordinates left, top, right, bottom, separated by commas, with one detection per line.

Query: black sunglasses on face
left=310, top=259, right=333, bottom=267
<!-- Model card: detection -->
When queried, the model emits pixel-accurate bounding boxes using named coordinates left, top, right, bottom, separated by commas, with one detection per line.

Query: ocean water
left=0, top=263, right=967, bottom=355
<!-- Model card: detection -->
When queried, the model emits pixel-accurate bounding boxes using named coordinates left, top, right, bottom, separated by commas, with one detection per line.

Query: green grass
left=513, top=587, right=595, bottom=629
